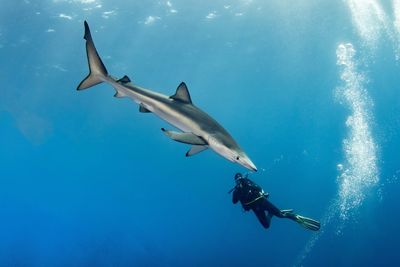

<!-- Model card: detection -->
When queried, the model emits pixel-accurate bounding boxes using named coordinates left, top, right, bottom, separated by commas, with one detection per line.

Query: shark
left=77, top=21, right=257, bottom=172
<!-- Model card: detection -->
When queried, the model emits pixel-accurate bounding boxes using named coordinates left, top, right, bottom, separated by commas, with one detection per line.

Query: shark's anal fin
left=170, top=82, right=192, bottom=104
left=161, top=128, right=206, bottom=145
left=139, top=103, right=151, bottom=113
left=117, top=75, right=131, bottom=84
left=186, top=145, right=208, bottom=157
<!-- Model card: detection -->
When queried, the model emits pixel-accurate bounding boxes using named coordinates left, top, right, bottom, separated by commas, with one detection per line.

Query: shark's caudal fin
left=77, top=21, right=108, bottom=90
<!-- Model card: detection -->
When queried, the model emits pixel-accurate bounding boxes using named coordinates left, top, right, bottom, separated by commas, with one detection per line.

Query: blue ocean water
left=1, top=0, right=400, bottom=266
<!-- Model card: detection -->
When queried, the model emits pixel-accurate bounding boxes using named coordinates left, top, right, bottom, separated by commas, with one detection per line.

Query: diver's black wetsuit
left=232, top=177, right=285, bottom=228
left=231, top=174, right=320, bottom=231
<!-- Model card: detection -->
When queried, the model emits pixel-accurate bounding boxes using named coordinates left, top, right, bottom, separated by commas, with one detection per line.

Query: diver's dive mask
left=234, top=173, right=243, bottom=180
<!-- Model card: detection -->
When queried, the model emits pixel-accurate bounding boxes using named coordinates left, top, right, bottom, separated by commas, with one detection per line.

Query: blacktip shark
left=77, top=21, right=257, bottom=172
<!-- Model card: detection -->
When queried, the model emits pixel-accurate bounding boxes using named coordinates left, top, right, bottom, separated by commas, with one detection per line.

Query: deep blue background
left=1, top=1, right=399, bottom=266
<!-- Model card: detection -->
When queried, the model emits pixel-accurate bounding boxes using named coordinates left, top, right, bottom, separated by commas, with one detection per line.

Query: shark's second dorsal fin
left=170, top=82, right=192, bottom=104
left=117, top=75, right=131, bottom=84
left=139, top=103, right=151, bottom=113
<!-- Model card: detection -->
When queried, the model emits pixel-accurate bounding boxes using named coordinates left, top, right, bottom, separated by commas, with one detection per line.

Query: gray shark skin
left=77, top=21, right=257, bottom=172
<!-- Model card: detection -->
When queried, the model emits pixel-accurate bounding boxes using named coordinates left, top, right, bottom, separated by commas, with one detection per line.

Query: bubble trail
left=346, top=0, right=392, bottom=50
left=336, top=43, right=379, bottom=220
left=294, top=43, right=379, bottom=266
left=393, top=0, right=400, bottom=59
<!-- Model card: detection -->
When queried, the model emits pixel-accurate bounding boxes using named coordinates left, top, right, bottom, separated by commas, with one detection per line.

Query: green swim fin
left=294, top=215, right=321, bottom=231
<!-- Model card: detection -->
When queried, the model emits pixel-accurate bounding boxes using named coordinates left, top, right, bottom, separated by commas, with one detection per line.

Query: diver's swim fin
left=293, top=215, right=320, bottom=231
left=280, top=209, right=294, bottom=215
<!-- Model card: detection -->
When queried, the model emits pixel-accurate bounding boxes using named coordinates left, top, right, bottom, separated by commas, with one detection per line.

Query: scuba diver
left=230, top=173, right=320, bottom=231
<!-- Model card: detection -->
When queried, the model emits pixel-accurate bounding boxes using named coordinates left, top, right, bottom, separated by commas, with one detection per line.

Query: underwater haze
left=1, top=0, right=400, bottom=266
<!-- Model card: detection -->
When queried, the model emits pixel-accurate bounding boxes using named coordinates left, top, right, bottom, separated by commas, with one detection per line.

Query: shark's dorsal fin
left=117, top=75, right=131, bottom=84
left=170, top=82, right=192, bottom=104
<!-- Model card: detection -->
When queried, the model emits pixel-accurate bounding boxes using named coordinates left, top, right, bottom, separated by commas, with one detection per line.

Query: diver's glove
left=227, top=186, right=237, bottom=194
left=260, top=189, right=269, bottom=198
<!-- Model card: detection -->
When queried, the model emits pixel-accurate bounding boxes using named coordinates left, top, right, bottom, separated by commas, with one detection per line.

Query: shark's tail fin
left=77, top=21, right=108, bottom=90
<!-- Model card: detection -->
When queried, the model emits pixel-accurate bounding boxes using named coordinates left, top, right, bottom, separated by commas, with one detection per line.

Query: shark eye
left=236, top=156, right=240, bottom=160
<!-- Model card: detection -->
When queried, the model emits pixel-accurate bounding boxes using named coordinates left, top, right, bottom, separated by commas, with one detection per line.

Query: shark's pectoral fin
left=186, top=145, right=208, bottom=157
left=139, top=103, right=151, bottom=113
left=161, top=128, right=206, bottom=145
left=170, top=82, right=192, bottom=104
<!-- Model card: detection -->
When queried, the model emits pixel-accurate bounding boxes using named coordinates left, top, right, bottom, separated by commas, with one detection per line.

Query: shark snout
left=240, top=155, right=257, bottom=172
